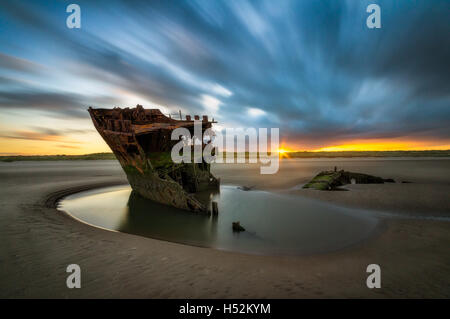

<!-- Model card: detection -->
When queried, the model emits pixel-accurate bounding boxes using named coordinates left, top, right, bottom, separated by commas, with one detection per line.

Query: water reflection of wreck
left=88, top=104, right=219, bottom=212
left=119, top=190, right=219, bottom=244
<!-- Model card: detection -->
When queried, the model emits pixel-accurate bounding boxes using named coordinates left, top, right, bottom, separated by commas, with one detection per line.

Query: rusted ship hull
left=88, top=105, right=219, bottom=212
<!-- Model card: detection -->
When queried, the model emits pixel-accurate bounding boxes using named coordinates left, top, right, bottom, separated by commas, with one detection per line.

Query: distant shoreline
left=1, top=150, right=450, bottom=162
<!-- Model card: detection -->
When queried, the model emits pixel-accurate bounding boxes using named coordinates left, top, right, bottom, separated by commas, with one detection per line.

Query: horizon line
left=1, top=149, right=450, bottom=158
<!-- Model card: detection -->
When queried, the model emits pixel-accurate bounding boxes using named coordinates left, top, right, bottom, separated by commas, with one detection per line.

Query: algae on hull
left=88, top=105, right=219, bottom=212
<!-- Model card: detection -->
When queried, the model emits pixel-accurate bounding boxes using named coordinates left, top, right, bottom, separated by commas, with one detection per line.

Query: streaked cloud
left=0, top=130, right=79, bottom=143
left=209, top=84, right=233, bottom=97
left=201, top=94, right=222, bottom=113
left=247, top=107, right=266, bottom=117
left=0, top=0, right=448, bottom=154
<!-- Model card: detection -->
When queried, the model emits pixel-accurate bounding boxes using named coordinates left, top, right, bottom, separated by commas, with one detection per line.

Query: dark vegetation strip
left=1, top=150, right=450, bottom=162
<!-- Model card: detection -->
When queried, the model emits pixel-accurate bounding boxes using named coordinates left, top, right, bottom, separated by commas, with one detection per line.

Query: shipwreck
left=303, top=169, right=395, bottom=191
left=88, top=105, right=219, bottom=212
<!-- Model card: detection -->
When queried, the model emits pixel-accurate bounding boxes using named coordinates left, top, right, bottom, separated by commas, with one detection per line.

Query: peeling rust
left=88, top=105, right=219, bottom=212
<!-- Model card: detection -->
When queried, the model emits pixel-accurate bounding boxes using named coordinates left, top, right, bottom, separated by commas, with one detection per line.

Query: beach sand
left=0, top=158, right=449, bottom=298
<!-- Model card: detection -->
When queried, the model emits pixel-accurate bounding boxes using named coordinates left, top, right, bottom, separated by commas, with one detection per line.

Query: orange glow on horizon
left=274, top=138, right=450, bottom=153
left=0, top=132, right=111, bottom=156
left=1, top=136, right=449, bottom=156
left=277, top=145, right=295, bottom=158
left=312, top=140, right=450, bottom=152
left=277, top=148, right=290, bottom=158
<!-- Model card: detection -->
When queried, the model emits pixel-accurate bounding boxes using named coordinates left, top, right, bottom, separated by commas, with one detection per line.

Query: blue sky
left=0, top=0, right=449, bottom=154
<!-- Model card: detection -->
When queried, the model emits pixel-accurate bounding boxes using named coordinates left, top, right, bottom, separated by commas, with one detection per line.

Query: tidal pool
left=59, top=185, right=380, bottom=255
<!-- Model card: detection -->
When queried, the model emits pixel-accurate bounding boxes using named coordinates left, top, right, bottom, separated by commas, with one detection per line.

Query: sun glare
left=277, top=148, right=291, bottom=158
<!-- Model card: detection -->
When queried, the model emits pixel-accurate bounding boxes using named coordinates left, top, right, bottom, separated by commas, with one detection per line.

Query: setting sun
left=277, top=148, right=292, bottom=158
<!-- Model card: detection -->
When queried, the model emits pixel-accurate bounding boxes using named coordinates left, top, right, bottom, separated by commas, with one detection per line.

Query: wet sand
left=1, top=159, right=449, bottom=298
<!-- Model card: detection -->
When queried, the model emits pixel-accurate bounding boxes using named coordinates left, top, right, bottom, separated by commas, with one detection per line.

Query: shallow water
left=59, top=184, right=380, bottom=255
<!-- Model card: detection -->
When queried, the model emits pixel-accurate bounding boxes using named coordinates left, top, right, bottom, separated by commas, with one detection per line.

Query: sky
left=0, top=0, right=449, bottom=155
